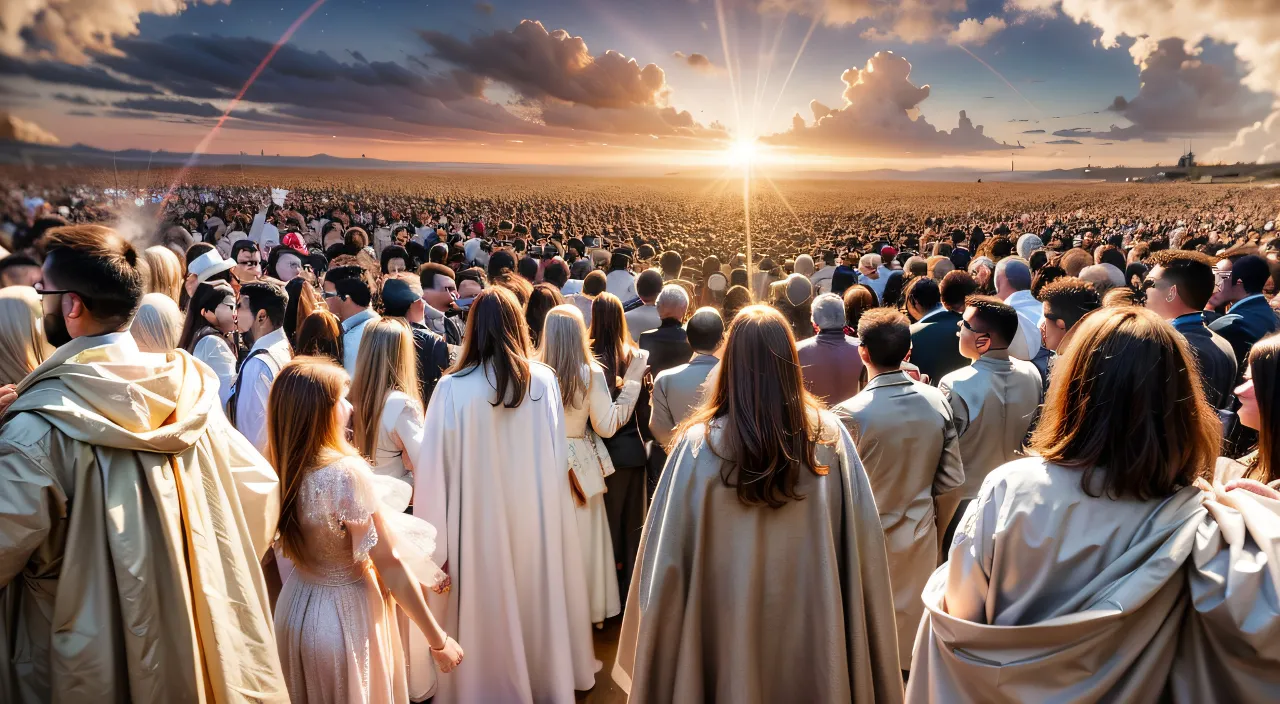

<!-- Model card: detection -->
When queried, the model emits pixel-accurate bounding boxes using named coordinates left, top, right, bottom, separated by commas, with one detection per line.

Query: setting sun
left=725, top=138, right=759, bottom=167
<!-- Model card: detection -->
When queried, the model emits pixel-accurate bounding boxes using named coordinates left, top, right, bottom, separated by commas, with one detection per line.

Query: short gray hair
left=656, top=283, right=690, bottom=319
left=995, top=256, right=1032, bottom=291
left=811, top=293, right=846, bottom=331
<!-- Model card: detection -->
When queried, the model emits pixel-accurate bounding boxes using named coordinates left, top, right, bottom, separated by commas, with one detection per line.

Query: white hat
left=1267, top=221, right=1275, bottom=232
left=188, top=249, right=235, bottom=282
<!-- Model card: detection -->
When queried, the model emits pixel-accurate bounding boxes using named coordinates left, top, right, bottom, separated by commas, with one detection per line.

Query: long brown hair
left=676, top=305, right=827, bottom=508
left=295, top=310, right=345, bottom=366
left=1031, top=306, right=1218, bottom=500
left=177, top=281, right=235, bottom=353
left=266, top=357, right=357, bottom=565
left=350, top=318, right=422, bottom=458
left=1245, top=334, right=1280, bottom=483
left=451, top=287, right=535, bottom=407
left=589, top=292, right=631, bottom=391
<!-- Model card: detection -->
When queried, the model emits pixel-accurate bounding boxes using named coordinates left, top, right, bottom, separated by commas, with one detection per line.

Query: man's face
left=323, top=281, right=340, bottom=313
left=958, top=306, right=988, bottom=361
left=38, top=266, right=71, bottom=348
left=423, top=274, right=458, bottom=310
left=386, top=257, right=407, bottom=275
left=235, top=295, right=254, bottom=334
left=0, top=264, right=41, bottom=288
left=1142, top=264, right=1178, bottom=318
left=1040, top=301, right=1068, bottom=352
left=235, top=249, right=261, bottom=283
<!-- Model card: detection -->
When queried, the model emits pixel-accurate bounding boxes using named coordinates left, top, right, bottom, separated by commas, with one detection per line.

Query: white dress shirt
left=341, top=308, right=380, bottom=377
left=234, top=326, right=291, bottom=453
left=193, top=334, right=238, bottom=407
left=1003, top=289, right=1044, bottom=362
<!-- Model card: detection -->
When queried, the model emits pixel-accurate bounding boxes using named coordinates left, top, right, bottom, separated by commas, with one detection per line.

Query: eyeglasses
left=34, top=281, right=77, bottom=296
left=959, top=318, right=986, bottom=335
left=322, top=291, right=339, bottom=299
left=239, top=260, right=263, bottom=268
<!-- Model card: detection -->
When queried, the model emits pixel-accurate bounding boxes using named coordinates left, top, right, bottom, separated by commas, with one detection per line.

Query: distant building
left=1177, top=150, right=1196, bottom=168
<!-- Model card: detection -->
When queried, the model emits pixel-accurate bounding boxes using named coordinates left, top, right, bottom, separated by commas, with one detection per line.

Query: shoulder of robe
left=813, top=408, right=845, bottom=447
left=939, top=364, right=978, bottom=388
left=1011, top=357, right=1043, bottom=380
left=0, top=410, right=58, bottom=457
left=983, top=456, right=1049, bottom=495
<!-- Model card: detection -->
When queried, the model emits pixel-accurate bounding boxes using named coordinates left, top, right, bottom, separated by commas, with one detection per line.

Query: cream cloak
left=0, top=332, right=285, bottom=703
left=415, top=362, right=597, bottom=703
left=613, top=409, right=904, bottom=704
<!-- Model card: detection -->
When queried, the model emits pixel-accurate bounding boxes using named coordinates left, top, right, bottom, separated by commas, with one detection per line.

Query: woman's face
left=1236, top=367, right=1259, bottom=431
left=386, top=257, right=407, bottom=275
left=335, top=387, right=354, bottom=431
left=275, top=252, right=303, bottom=281
left=204, top=293, right=238, bottom=333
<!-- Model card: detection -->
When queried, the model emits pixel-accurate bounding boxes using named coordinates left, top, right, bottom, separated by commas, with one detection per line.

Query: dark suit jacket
left=1174, top=315, right=1238, bottom=411
left=639, top=318, right=693, bottom=379
left=909, top=309, right=967, bottom=386
left=409, top=322, right=452, bottom=407
left=1209, top=295, right=1280, bottom=373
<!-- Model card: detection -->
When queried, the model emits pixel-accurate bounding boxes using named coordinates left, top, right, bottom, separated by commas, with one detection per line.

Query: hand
left=0, top=384, right=17, bottom=416
left=431, top=572, right=452, bottom=595
left=431, top=636, right=464, bottom=673
left=1223, top=478, right=1280, bottom=501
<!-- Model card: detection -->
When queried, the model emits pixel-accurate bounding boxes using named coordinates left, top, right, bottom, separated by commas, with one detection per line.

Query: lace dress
left=274, top=455, right=441, bottom=704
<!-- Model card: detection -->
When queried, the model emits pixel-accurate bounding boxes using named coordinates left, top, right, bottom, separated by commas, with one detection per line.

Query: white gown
left=365, top=390, right=435, bottom=701
left=415, top=361, right=597, bottom=703
left=562, top=362, right=642, bottom=623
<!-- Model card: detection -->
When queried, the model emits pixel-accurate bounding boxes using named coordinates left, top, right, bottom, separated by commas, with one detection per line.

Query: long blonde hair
left=350, top=318, right=422, bottom=458
left=266, top=357, right=358, bottom=565
left=0, top=286, right=52, bottom=384
left=143, top=245, right=184, bottom=303
left=537, top=304, right=591, bottom=408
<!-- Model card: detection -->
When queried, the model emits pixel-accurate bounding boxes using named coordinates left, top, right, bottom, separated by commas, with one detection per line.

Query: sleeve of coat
left=939, top=380, right=970, bottom=438
left=933, top=404, right=965, bottom=497
left=416, top=376, right=455, bottom=568
left=646, top=377, right=676, bottom=447
left=588, top=367, right=641, bottom=439
left=834, top=422, right=906, bottom=703
left=0, top=436, right=60, bottom=586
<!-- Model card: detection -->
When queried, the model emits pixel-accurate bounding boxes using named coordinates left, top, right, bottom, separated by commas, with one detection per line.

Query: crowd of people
left=0, top=172, right=1278, bottom=703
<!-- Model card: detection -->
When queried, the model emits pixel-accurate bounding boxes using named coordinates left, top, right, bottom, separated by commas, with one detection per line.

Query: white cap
left=188, top=249, right=235, bottom=282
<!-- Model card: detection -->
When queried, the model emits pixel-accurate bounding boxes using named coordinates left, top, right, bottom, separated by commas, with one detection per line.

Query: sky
left=2, top=0, right=1279, bottom=171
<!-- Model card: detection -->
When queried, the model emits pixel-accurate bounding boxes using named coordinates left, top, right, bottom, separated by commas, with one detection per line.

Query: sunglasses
left=959, top=318, right=986, bottom=335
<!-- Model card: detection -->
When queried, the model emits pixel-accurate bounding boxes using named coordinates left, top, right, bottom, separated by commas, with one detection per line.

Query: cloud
left=114, top=97, right=222, bottom=117
left=1046, top=139, right=1081, bottom=144
left=0, top=0, right=226, bottom=64
left=1004, top=0, right=1280, bottom=162
left=1022, top=129, right=1045, bottom=133
left=475, top=2, right=494, bottom=14
left=67, top=109, right=96, bottom=117
left=347, top=50, right=369, bottom=64
left=541, top=104, right=726, bottom=139
left=420, top=20, right=665, bottom=110
left=763, top=50, right=1021, bottom=156
left=92, top=34, right=534, bottom=137
left=0, top=113, right=59, bottom=144
left=759, top=0, right=969, bottom=43
left=1063, top=38, right=1272, bottom=142
left=1210, top=112, right=1280, bottom=164
left=0, top=54, right=161, bottom=93
left=672, top=51, right=719, bottom=74
left=53, top=92, right=105, bottom=106
left=948, top=16, right=1007, bottom=46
